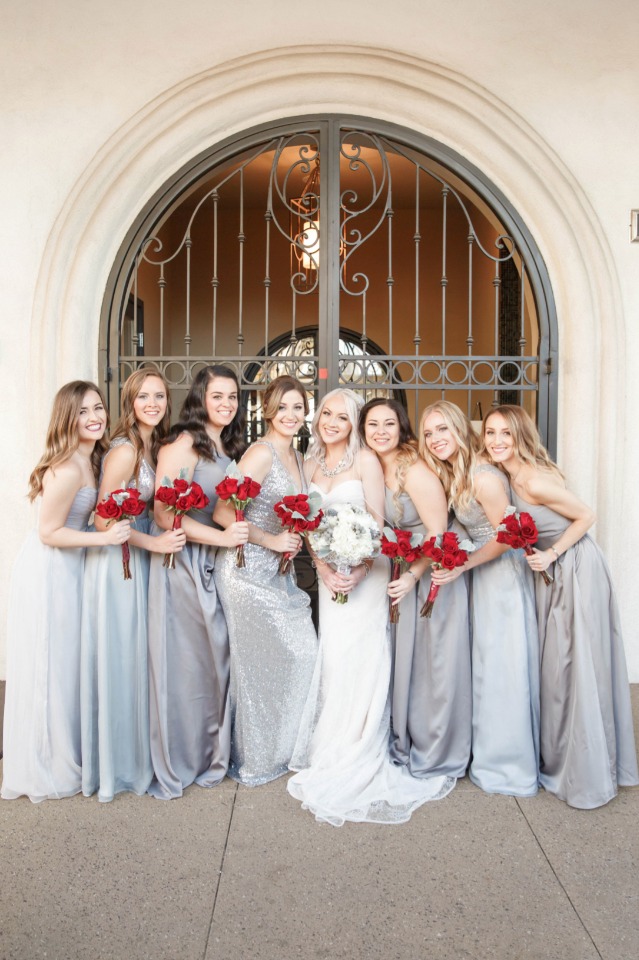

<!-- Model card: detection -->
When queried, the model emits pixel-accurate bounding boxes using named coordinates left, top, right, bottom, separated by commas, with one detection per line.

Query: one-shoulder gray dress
left=385, top=488, right=472, bottom=778
left=147, top=454, right=232, bottom=799
left=512, top=489, right=639, bottom=808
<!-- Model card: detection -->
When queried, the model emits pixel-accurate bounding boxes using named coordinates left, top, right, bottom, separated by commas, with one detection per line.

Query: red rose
left=295, top=499, right=310, bottom=516
left=283, top=495, right=298, bottom=508
left=236, top=481, right=251, bottom=501
left=441, top=531, right=458, bottom=547
left=246, top=479, right=261, bottom=498
left=503, top=513, right=520, bottom=534
left=174, top=478, right=189, bottom=494
left=215, top=477, right=239, bottom=499
left=441, top=552, right=458, bottom=570
left=188, top=484, right=209, bottom=510
left=155, top=485, right=178, bottom=506
left=404, top=547, right=422, bottom=563
left=122, top=497, right=145, bottom=516
left=519, top=513, right=538, bottom=543
left=175, top=494, right=192, bottom=512
left=429, top=547, right=444, bottom=564
left=382, top=540, right=400, bottom=558
left=96, top=499, right=123, bottom=520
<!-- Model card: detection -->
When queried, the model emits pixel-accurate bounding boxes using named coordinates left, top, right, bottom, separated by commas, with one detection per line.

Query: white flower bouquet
left=308, top=503, right=381, bottom=603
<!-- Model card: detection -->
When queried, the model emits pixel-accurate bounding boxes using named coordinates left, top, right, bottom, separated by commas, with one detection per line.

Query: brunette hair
left=360, top=397, right=418, bottom=522
left=307, top=388, right=363, bottom=470
left=418, top=400, right=481, bottom=512
left=110, top=368, right=171, bottom=479
left=164, top=365, right=246, bottom=462
left=483, top=405, right=563, bottom=479
left=262, top=375, right=309, bottom=427
left=28, top=380, right=109, bottom=501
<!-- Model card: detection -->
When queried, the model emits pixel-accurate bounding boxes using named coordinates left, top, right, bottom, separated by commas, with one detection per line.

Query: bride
left=287, top=388, right=455, bottom=825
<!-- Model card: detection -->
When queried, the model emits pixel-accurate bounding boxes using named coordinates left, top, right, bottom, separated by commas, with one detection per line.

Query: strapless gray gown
left=147, top=455, right=232, bottom=799
left=512, top=489, right=639, bottom=808
left=214, top=442, right=318, bottom=786
left=2, top=487, right=97, bottom=802
left=385, top=489, right=472, bottom=778
left=455, top=465, right=540, bottom=796
left=80, top=438, right=155, bottom=802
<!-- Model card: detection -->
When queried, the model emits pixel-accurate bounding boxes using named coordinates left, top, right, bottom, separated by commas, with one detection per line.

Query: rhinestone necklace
left=318, top=453, right=348, bottom=478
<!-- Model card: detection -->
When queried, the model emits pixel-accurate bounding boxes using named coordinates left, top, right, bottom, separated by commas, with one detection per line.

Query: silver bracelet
left=550, top=546, right=560, bottom=560
left=406, top=568, right=418, bottom=582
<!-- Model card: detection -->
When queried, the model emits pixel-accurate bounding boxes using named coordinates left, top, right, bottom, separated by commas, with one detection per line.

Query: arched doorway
left=100, top=116, right=557, bottom=451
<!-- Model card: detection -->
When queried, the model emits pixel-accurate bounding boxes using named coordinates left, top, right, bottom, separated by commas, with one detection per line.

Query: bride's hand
left=316, top=563, right=353, bottom=599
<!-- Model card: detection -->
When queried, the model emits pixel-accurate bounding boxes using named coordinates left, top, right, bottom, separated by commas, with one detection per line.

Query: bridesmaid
left=2, top=381, right=131, bottom=802
left=483, top=405, right=639, bottom=808
left=361, top=398, right=472, bottom=779
left=147, top=365, right=248, bottom=799
left=421, top=400, right=540, bottom=797
left=213, top=375, right=318, bottom=786
left=81, top=369, right=186, bottom=802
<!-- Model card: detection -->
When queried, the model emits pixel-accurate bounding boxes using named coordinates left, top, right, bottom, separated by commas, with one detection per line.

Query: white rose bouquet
left=308, top=503, right=381, bottom=604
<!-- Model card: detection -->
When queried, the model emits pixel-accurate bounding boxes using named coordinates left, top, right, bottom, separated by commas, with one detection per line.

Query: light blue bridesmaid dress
left=80, top=438, right=155, bottom=802
left=455, top=465, right=540, bottom=797
left=2, top=486, right=97, bottom=802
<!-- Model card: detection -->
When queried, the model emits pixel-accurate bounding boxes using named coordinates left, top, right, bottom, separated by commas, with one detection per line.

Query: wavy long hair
left=110, top=368, right=171, bottom=479
left=359, top=397, right=418, bottom=522
left=164, top=365, right=246, bottom=462
left=418, top=400, right=481, bottom=512
left=483, top=405, right=563, bottom=479
left=28, top=380, right=109, bottom=501
left=307, top=388, right=363, bottom=471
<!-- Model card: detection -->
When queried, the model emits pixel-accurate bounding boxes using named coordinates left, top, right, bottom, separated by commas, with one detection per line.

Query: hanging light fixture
left=291, top=158, right=320, bottom=289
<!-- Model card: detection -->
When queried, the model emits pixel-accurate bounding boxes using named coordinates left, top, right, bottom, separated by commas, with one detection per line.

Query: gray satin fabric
left=456, top=466, right=540, bottom=796
left=215, top=442, right=318, bottom=786
left=512, top=489, right=639, bottom=808
left=147, top=455, right=231, bottom=799
left=385, top=489, right=472, bottom=778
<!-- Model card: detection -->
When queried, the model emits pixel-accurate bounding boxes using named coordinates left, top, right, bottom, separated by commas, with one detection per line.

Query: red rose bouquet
left=155, top=469, right=210, bottom=569
left=273, top=488, right=324, bottom=575
left=420, top=531, right=476, bottom=618
left=496, top=505, right=553, bottom=585
left=95, top=486, right=147, bottom=580
left=380, top=527, right=425, bottom=623
left=215, top=461, right=261, bottom=568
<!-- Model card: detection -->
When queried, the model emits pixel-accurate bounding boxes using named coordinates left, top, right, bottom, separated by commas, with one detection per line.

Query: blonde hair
left=418, top=400, right=481, bottom=512
left=483, top=405, right=563, bottom=479
left=263, top=375, right=309, bottom=427
left=110, top=368, right=171, bottom=479
left=308, top=388, right=363, bottom=471
left=28, top=381, right=109, bottom=501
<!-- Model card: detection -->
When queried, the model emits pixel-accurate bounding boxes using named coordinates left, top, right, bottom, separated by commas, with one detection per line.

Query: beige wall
left=1, top=1, right=638, bottom=677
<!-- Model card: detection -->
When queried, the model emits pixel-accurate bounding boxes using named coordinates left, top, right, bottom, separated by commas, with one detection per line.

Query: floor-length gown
left=385, top=489, right=472, bottom=778
left=511, top=489, right=639, bottom=808
left=2, top=487, right=97, bottom=802
left=287, top=481, right=455, bottom=826
left=80, top=439, right=154, bottom=802
left=214, top=442, right=318, bottom=786
left=455, top=465, right=540, bottom=796
left=147, top=454, right=232, bottom=799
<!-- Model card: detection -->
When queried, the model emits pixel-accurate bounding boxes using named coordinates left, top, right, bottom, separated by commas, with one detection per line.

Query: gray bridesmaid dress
left=147, top=454, right=231, bottom=799
left=455, top=465, right=540, bottom=797
left=511, top=490, right=639, bottom=808
left=385, top=489, right=472, bottom=778
left=214, top=442, right=318, bottom=786
left=80, top=438, right=155, bottom=802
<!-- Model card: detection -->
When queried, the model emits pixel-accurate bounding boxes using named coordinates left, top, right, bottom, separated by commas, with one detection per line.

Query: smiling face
left=77, top=390, right=108, bottom=443
left=205, top=376, right=239, bottom=430
left=133, top=375, right=168, bottom=429
left=363, top=404, right=401, bottom=455
left=318, top=393, right=353, bottom=448
left=483, top=412, right=516, bottom=467
left=421, top=409, right=459, bottom=462
left=270, top=389, right=306, bottom=439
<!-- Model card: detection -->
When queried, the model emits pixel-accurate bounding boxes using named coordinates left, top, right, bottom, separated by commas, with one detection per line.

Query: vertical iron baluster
left=264, top=209, right=271, bottom=360
left=158, top=263, right=166, bottom=359
left=414, top=166, right=421, bottom=359
left=466, top=232, right=474, bottom=417
left=184, top=235, right=192, bottom=358
left=387, top=202, right=394, bottom=356
left=519, top=259, right=527, bottom=407
left=211, top=190, right=219, bottom=356
left=493, top=255, right=501, bottom=407
left=237, top=169, right=245, bottom=358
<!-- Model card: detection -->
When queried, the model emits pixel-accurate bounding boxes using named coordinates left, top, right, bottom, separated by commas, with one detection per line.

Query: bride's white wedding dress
left=287, top=480, right=455, bottom=825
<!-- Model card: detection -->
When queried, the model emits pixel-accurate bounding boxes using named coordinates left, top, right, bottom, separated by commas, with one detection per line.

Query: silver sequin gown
left=2, top=486, right=97, bottom=802
left=385, top=489, right=472, bottom=779
left=511, top=490, right=639, bottom=808
left=455, top=465, right=540, bottom=796
left=147, top=454, right=232, bottom=799
left=214, top=441, right=318, bottom=786
left=80, top=438, right=155, bottom=802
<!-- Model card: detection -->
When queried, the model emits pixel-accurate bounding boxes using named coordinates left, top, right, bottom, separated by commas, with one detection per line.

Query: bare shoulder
left=41, top=457, right=84, bottom=497
left=240, top=441, right=274, bottom=474
left=356, top=447, right=382, bottom=472
left=525, top=470, right=565, bottom=500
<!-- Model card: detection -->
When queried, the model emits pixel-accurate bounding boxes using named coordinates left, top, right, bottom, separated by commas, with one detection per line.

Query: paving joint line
left=515, top=798, right=604, bottom=960
left=202, top=781, right=239, bottom=960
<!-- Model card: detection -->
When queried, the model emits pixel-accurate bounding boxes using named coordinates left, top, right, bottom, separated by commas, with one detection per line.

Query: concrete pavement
left=1, top=688, right=638, bottom=960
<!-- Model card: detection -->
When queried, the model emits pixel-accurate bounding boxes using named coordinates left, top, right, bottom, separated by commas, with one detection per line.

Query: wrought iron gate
left=100, top=117, right=557, bottom=450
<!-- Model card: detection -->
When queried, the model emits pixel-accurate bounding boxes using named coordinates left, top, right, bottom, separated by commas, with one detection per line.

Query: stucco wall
left=1, top=0, right=638, bottom=677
